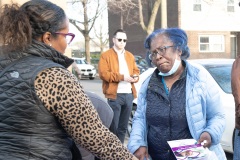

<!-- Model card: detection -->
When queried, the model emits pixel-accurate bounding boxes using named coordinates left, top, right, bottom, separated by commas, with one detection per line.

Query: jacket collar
left=26, top=40, right=73, bottom=68
left=0, top=40, right=73, bottom=71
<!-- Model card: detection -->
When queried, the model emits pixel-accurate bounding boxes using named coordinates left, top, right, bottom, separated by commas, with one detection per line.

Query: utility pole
left=161, top=0, right=167, bottom=28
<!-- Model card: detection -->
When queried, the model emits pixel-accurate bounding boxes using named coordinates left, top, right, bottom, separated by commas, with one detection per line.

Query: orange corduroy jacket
left=98, top=48, right=140, bottom=99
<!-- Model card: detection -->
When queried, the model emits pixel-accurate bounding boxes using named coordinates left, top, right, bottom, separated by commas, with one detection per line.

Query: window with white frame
left=199, top=35, right=225, bottom=52
left=227, top=0, right=234, bottom=12
left=193, top=0, right=201, bottom=11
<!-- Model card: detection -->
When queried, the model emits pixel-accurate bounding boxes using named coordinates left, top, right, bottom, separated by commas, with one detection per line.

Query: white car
left=72, top=57, right=97, bottom=80
left=189, top=59, right=235, bottom=154
left=132, top=59, right=235, bottom=153
left=132, top=67, right=156, bottom=105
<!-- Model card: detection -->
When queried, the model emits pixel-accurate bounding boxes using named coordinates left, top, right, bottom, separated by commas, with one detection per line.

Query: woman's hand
left=134, top=146, right=149, bottom=160
left=198, top=132, right=212, bottom=148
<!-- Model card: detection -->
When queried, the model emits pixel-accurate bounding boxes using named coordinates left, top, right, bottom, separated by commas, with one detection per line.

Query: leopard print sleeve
left=34, top=67, right=138, bottom=160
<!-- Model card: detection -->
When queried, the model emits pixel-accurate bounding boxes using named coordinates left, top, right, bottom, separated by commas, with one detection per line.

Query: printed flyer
left=167, top=139, right=209, bottom=160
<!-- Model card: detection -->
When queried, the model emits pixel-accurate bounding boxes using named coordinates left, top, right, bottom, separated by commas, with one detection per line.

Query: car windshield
left=75, top=59, right=88, bottom=65
left=204, top=65, right=232, bottom=94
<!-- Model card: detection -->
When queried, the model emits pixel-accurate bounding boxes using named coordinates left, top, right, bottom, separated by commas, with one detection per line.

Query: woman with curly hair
left=0, top=1, right=138, bottom=160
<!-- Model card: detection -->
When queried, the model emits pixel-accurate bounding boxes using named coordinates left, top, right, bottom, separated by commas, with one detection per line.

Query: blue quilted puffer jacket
left=128, top=61, right=227, bottom=160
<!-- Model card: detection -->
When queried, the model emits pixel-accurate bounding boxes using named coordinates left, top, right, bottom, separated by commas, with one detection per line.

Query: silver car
left=72, top=57, right=97, bottom=80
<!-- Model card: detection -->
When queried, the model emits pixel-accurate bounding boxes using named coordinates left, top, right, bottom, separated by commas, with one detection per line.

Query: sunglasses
left=115, top=37, right=127, bottom=43
left=54, top=32, right=75, bottom=44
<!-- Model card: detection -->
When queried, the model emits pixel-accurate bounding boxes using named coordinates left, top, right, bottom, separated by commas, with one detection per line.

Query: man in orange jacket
left=98, top=29, right=140, bottom=143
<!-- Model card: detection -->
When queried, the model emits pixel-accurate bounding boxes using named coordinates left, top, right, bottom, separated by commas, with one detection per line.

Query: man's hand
left=134, top=146, right=149, bottom=160
left=124, top=75, right=138, bottom=83
left=198, top=132, right=212, bottom=148
left=131, top=75, right=139, bottom=82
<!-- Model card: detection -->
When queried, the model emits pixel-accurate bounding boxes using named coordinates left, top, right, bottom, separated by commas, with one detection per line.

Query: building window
left=193, top=0, right=201, bottom=11
left=227, top=0, right=234, bottom=12
left=199, top=35, right=224, bottom=52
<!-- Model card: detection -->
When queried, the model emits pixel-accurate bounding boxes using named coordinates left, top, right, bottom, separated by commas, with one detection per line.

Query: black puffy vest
left=0, top=55, right=79, bottom=160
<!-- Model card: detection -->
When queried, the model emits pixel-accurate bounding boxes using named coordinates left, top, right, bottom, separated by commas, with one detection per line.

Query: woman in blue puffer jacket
left=128, top=28, right=226, bottom=160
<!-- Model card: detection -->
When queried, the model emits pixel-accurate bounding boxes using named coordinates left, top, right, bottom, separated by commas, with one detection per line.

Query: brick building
left=108, top=0, right=240, bottom=59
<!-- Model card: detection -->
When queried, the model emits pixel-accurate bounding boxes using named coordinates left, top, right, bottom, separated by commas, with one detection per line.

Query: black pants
left=108, top=93, right=133, bottom=143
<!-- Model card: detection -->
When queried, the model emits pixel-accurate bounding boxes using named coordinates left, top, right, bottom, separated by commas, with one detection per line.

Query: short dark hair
left=113, top=29, right=126, bottom=37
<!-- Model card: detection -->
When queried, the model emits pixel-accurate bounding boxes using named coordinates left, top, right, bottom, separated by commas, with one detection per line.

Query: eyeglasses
left=149, top=45, right=175, bottom=60
left=115, top=37, right=127, bottom=43
left=54, top=32, right=75, bottom=44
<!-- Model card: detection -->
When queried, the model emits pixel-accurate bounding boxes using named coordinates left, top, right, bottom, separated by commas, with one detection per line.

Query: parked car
left=189, top=59, right=235, bottom=154
left=134, top=55, right=149, bottom=74
left=128, top=59, right=235, bottom=153
left=72, top=57, right=97, bottom=80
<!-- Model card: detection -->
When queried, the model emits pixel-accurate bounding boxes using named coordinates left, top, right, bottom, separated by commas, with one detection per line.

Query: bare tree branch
left=91, top=14, right=109, bottom=53
left=146, top=0, right=161, bottom=35
left=108, top=0, right=161, bottom=35
left=108, top=0, right=137, bottom=13
left=69, top=19, right=85, bottom=34
left=68, top=0, right=107, bottom=63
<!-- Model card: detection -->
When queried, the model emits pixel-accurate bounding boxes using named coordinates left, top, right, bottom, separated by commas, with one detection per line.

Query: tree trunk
left=83, top=0, right=91, bottom=64
left=138, top=0, right=161, bottom=36
left=85, top=34, right=91, bottom=64
left=69, top=0, right=104, bottom=63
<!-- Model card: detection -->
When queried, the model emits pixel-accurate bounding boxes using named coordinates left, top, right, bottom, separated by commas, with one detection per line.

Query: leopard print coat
left=35, top=67, right=138, bottom=160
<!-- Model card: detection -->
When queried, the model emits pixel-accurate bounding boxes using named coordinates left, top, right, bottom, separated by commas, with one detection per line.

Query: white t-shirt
left=115, top=49, right=132, bottom=94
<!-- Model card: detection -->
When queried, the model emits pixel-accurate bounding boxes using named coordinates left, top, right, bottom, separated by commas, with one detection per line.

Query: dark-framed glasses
left=115, top=37, right=127, bottom=43
left=54, top=32, right=75, bottom=44
left=149, top=45, right=175, bottom=60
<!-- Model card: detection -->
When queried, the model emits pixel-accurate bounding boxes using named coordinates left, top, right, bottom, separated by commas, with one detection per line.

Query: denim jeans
left=234, top=128, right=240, bottom=160
left=108, top=93, right=133, bottom=143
